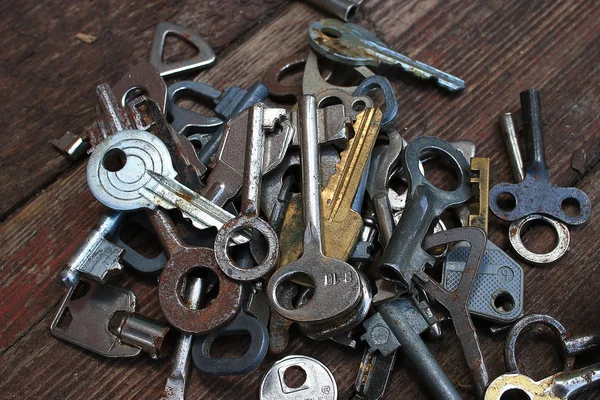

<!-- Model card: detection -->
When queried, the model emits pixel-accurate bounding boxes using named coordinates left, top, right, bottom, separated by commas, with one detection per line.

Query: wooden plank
left=0, top=0, right=599, bottom=399
left=0, top=0, right=291, bottom=220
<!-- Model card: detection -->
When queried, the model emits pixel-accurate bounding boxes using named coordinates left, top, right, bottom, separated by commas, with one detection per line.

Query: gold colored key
left=468, top=157, right=490, bottom=230
left=485, top=363, right=600, bottom=399
left=321, top=108, right=382, bottom=260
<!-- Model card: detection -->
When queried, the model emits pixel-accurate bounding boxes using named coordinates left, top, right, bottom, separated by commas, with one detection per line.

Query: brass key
left=321, top=108, right=382, bottom=260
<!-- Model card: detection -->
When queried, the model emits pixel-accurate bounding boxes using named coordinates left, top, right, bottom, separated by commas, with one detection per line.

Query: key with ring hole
left=376, top=136, right=471, bottom=290
left=497, top=112, right=571, bottom=265
left=267, top=95, right=362, bottom=324
left=443, top=157, right=524, bottom=324
left=150, top=209, right=243, bottom=334
left=485, top=363, right=600, bottom=400
left=192, top=283, right=269, bottom=375
left=489, top=89, right=591, bottom=225
left=166, top=80, right=224, bottom=136
left=308, top=19, right=465, bottom=92
left=352, top=75, right=398, bottom=128
left=160, top=276, right=204, bottom=400
left=86, top=129, right=251, bottom=244
left=213, top=104, right=285, bottom=281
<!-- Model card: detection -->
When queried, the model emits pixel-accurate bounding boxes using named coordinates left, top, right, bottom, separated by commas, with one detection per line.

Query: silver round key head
left=259, top=355, right=337, bottom=400
left=86, top=129, right=177, bottom=211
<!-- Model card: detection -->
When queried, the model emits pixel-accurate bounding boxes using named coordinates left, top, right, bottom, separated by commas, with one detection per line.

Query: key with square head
left=443, top=157, right=524, bottom=323
left=376, top=136, right=471, bottom=290
left=308, top=19, right=466, bottom=92
left=489, top=89, right=591, bottom=225
left=213, top=104, right=285, bottom=281
left=86, top=129, right=249, bottom=244
left=321, top=107, right=382, bottom=260
left=267, top=95, right=362, bottom=324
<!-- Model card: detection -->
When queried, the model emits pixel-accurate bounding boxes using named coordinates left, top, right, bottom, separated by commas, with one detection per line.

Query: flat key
left=308, top=19, right=465, bottom=92
left=267, top=95, right=362, bottom=324
left=353, top=348, right=396, bottom=400
left=160, top=277, right=204, bottom=400
left=485, top=364, right=600, bottom=400
left=321, top=107, right=382, bottom=260
left=377, top=136, right=471, bottom=290
left=86, top=129, right=248, bottom=244
left=214, top=104, right=285, bottom=281
left=489, top=89, right=591, bottom=225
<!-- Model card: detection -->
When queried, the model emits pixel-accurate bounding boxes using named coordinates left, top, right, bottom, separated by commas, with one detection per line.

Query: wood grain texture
left=0, top=0, right=599, bottom=399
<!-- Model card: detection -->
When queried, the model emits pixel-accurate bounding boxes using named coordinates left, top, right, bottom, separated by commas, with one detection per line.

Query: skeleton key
left=321, top=107, right=382, bottom=260
left=151, top=209, right=243, bottom=334
left=377, top=136, right=471, bottom=289
left=213, top=104, right=285, bottom=281
left=160, top=276, right=204, bottom=400
left=489, top=89, right=591, bottom=225
left=308, top=19, right=465, bottom=92
left=86, top=129, right=248, bottom=243
left=267, top=95, right=362, bottom=323
left=443, top=157, right=524, bottom=323
left=417, top=227, right=490, bottom=398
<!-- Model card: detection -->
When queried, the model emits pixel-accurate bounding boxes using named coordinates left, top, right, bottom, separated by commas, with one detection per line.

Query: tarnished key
left=377, top=136, right=471, bottom=290
left=308, top=19, right=465, bottom=91
left=353, top=348, right=396, bottom=400
left=213, top=104, right=285, bottom=281
left=485, top=363, right=600, bottom=400
left=160, top=277, right=204, bottom=400
left=86, top=129, right=247, bottom=244
left=443, top=157, right=524, bottom=323
left=321, top=107, right=382, bottom=260
left=267, top=95, right=362, bottom=323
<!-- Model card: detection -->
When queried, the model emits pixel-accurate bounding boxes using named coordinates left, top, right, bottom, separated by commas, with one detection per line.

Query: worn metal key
left=308, top=19, right=465, bottom=91
left=489, top=89, right=591, bottom=225
left=377, top=136, right=471, bottom=290
left=267, top=95, right=362, bottom=323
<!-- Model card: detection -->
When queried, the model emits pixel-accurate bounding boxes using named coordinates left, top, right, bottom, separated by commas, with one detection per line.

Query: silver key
left=259, top=355, right=337, bottom=400
left=86, top=129, right=247, bottom=244
left=308, top=19, right=465, bottom=92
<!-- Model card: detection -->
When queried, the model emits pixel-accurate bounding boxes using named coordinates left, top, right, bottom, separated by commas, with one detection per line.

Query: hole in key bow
left=497, top=192, right=517, bottom=212
left=208, top=332, right=252, bottom=359
left=179, top=268, right=219, bottom=309
left=519, top=219, right=559, bottom=255
left=103, top=149, right=127, bottom=172
left=499, top=388, right=531, bottom=400
left=162, top=33, right=200, bottom=64
left=492, top=290, right=516, bottom=313
left=321, top=27, right=342, bottom=39
left=283, top=366, right=307, bottom=388
left=418, top=150, right=460, bottom=191
left=561, top=197, right=581, bottom=217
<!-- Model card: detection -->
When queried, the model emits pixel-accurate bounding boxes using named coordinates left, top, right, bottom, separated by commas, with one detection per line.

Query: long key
left=489, top=89, right=591, bottom=225
left=376, top=136, right=471, bottom=290
left=321, top=108, right=382, bottom=260
left=160, top=277, right=204, bottom=400
left=86, top=129, right=248, bottom=244
left=267, top=95, right=362, bottom=323
left=443, top=157, right=524, bottom=323
left=308, top=19, right=465, bottom=92
left=213, top=104, right=284, bottom=281
left=485, top=363, right=600, bottom=400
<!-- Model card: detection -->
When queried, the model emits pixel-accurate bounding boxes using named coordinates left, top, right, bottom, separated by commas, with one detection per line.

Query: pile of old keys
left=49, top=15, right=597, bottom=400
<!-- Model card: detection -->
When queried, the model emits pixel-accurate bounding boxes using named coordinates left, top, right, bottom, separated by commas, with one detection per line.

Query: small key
left=166, top=80, right=224, bottom=135
left=308, top=19, right=465, bottom=92
left=86, top=129, right=247, bottom=244
left=489, top=89, right=591, bottom=225
left=353, top=347, right=396, bottom=400
left=321, top=107, right=382, bottom=260
left=443, top=157, right=524, bottom=323
left=214, top=104, right=285, bottom=281
left=377, top=136, right=471, bottom=290
left=51, top=279, right=172, bottom=359
left=268, top=95, right=362, bottom=324
left=160, top=277, right=204, bottom=400
left=485, top=363, right=600, bottom=400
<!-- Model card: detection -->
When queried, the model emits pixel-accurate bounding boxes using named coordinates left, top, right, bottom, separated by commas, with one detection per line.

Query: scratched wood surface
left=0, top=0, right=599, bottom=399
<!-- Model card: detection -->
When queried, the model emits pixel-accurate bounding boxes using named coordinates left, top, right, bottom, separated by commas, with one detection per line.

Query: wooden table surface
left=1, top=0, right=599, bottom=399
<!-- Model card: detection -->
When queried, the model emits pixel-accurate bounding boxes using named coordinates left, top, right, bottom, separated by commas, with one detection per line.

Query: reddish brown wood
left=0, top=0, right=599, bottom=399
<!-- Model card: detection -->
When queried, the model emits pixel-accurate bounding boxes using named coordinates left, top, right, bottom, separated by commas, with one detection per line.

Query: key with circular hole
left=213, top=104, right=285, bottom=281
left=376, top=136, right=471, bottom=290
left=150, top=209, right=243, bottom=334
left=489, top=89, right=591, bottom=225
left=267, top=95, right=362, bottom=324
left=308, top=19, right=465, bottom=92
